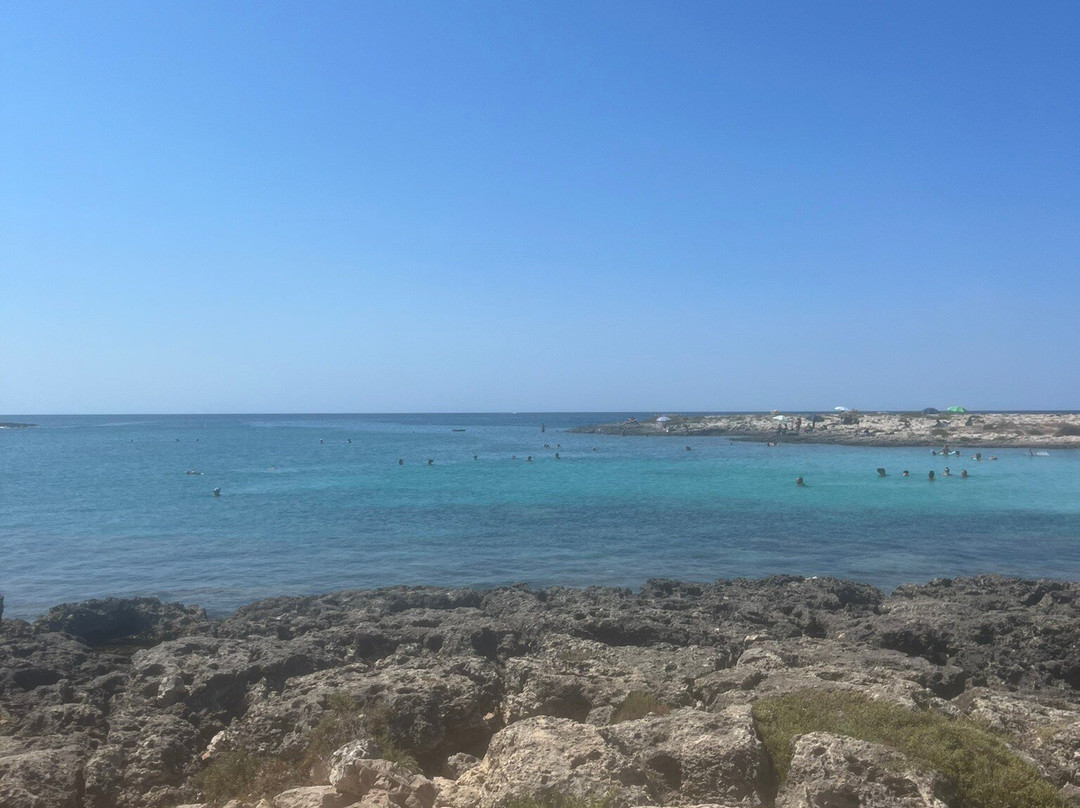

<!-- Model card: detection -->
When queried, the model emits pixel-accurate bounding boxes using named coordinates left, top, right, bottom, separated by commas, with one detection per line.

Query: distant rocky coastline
left=573, top=411, right=1080, bottom=449
left=0, top=422, right=36, bottom=429
left=3, top=576, right=1080, bottom=807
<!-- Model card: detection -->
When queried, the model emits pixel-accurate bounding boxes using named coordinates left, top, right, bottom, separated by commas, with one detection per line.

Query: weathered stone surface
left=34, top=597, right=208, bottom=647
left=272, top=785, right=353, bottom=808
left=502, top=635, right=718, bottom=724
left=440, top=753, right=479, bottom=780
left=0, top=745, right=84, bottom=808
left=3, top=576, right=1079, bottom=808
left=775, top=732, right=955, bottom=808
left=440, top=716, right=651, bottom=808
left=952, top=687, right=1080, bottom=787
left=606, top=706, right=767, bottom=806
left=330, top=758, right=434, bottom=808
left=695, top=637, right=966, bottom=713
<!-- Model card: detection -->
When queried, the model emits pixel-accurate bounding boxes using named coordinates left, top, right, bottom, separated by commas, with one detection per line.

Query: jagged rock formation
left=2, top=575, right=1079, bottom=808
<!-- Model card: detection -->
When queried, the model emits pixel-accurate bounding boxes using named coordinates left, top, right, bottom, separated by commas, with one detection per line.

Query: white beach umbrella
left=834, top=406, right=849, bottom=412
left=656, top=416, right=671, bottom=422
left=772, top=415, right=787, bottom=421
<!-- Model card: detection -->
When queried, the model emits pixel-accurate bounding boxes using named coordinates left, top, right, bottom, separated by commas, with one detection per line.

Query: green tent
left=946, top=405, right=967, bottom=413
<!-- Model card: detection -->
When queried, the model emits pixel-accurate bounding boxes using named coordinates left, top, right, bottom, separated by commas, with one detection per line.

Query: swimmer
left=319, top=440, right=323, bottom=445
left=685, top=445, right=692, bottom=451
left=554, top=452, right=560, bottom=459
left=527, top=456, right=532, bottom=462
left=928, top=471, right=935, bottom=481
left=795, top=476, right=805, bottom=486
left=944, top=467, right=951, bottom=477
left=426, top=458, right=433, bottom=466
left=902, top=470, right=909, bottom=477
left=398, top=459, right=404, bottom=465
left=960, top=469, right=969, bottom=478
left=473, top=454, right=478, bottom=461
left=212, top=487, right=221, bottom=497
left=876, top=468, right=887, bottom=477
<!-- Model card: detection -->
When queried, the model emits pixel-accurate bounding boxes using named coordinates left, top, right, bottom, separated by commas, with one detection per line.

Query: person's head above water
left=795, top=476, right=805, bottom=486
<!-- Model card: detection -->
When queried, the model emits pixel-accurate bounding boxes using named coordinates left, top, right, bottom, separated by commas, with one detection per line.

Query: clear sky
left=2, top=2, right=1078, bottom=414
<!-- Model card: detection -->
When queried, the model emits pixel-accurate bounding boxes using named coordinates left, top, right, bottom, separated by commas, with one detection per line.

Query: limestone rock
left=34, top=597, right=208, bottom=646
left=775, top=732, right=955, bottom=808
left=440, top=752, right=479, bottom=780
left=272, top=785, right=353, bottom=808
left=952, top=687, right=1080, bottom=787
left=330, top=757, right=434, bottom=808
left=440, top=716, right=651, bottom=808
left=0, top=744, right=83, bottom=808
left=606, top=706, right=767, bottom=806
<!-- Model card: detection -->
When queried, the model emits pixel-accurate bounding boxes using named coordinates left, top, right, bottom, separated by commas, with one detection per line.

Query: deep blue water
left=2, top=413, right=1078, bottom=619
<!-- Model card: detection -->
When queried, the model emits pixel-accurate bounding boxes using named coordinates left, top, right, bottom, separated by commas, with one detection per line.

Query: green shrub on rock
left=752, top=690, right=1065, bottom=808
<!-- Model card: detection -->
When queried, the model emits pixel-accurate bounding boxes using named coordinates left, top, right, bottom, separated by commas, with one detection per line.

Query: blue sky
left=2, top=2, right=1078, bottom=413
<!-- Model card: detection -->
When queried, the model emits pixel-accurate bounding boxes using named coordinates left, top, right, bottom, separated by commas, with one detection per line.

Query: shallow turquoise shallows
left=2, top=413, right=1078, bottom=619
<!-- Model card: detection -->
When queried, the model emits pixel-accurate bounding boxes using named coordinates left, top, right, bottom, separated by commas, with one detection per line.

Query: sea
left=2, top=413, right=1079, bottom=620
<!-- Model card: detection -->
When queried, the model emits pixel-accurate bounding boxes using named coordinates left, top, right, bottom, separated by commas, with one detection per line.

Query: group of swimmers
left=799, top=466, right=976, bottom=486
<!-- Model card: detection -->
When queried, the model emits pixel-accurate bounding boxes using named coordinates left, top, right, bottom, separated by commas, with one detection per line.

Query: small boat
left=452, top=428, right=466, bottom=432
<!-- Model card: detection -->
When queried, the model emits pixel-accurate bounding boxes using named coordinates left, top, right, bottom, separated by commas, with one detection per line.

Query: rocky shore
left=3, top=576, right=1080, bottom=808
left=572, top=411, right=1080, bottom=448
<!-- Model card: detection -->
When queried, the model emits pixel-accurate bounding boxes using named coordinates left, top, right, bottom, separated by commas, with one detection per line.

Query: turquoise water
left=2, top=413, right=1078, bottom=619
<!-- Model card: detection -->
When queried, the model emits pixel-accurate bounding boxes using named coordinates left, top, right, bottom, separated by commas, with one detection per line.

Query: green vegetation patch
left=193, top=750, right=295, bottom=807
left=197, top=692, right=420, bottom=806
left=611, top=691, right=670, bottom=723
left=752, top=690, right=1064, bottom=808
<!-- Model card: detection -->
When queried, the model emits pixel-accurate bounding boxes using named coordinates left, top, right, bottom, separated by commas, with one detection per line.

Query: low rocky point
left=2, top=575, right=1079, bottom=808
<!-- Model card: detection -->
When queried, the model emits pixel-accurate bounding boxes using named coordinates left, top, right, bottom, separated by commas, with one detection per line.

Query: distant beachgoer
left=541, top=423, right=546, bottom=433
left=990, top=456, right=998, bottom=461
left=473, top=455, right=478, bottom=460
left=319, top=439, right=324, bottom=445
left=932, top=450, right=938, bottom=456
left=212, top=487, right=221, bottom=497
left=876, top=468, right=887, bottom=477
left=512, top=455, right=517, bottom=460
left=960, top=469, right=969, bottom=478
left=426, top=458, right=434, bottom=465
left=592, top=447, right=598, bottom=451
left=685, top=445, right=692, bottom=451
left=944, top=467, right=951, bottom=477
left=928, top=471, right=935, bottom=481
left=796, top=477, right=805, bottom=486
left=347, top=439, right=351, bottom=444
left=398, top=458, right=404, bottom=465
left=527, top=456, right=532, bottom=462
left=554, top=453, right=561, bottom=459
left=902, top=470, right=909, bottom=477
